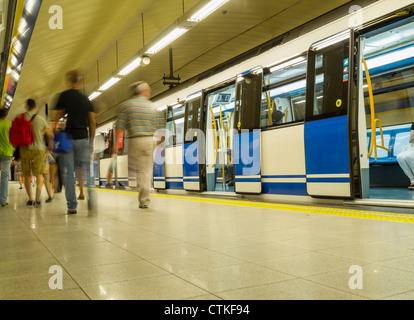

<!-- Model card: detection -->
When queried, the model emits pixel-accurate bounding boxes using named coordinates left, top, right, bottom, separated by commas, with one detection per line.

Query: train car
left=96, top=0, right=414, bottom=207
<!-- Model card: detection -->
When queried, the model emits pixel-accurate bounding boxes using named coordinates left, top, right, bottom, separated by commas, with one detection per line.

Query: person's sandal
left=67, top=209, right=77, bottom=214
left=26, top=200, right=34, bottom=206
left=45, top=197, right=53, bottom=203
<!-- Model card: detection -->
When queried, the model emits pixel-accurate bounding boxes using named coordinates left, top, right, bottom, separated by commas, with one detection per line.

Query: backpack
left=9, top=113, right=37, bottom=146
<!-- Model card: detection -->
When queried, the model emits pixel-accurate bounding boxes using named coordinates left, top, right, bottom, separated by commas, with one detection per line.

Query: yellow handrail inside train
left=227, top=111, right=233, bottom=163
left=265, top=78, right=274, bottom=126
left=284, top=108, right=288, bottom=123
left=219, top=105, right=226, bottom=190
left=362, top=58, right=391, bottom=160
left=209, top=106, right=218, bottom=168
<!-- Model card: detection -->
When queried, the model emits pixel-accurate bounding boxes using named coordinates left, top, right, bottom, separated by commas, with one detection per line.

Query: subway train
left=95, top=0, right=414, bottom=207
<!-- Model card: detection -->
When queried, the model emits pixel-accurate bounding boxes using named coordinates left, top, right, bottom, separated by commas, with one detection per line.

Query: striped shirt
left=114, top=96, right=165, bottom=138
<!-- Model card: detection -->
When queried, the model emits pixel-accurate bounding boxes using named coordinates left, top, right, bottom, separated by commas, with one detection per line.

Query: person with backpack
left=17, top=99, right=54, bottom=207
left=0, top=107, right=14, bottom=207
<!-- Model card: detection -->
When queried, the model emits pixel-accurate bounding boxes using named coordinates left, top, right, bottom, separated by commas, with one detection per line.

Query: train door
left=304, top=30, right=356, bottom=198
left=182, top=91, right=204, bottom=191
left=233, top=67, right=263, bottom=194
left=356, top=15, right=414, bottom=201
left=204, top=82, right=236, bottom=192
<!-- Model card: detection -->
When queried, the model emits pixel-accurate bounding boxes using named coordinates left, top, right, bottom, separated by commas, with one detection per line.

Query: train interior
left=361, top=17, right=414, bottom=201
left=205, top=84, right=235, bottom=192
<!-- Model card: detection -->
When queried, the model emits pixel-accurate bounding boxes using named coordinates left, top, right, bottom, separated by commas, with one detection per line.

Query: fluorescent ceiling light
left=11, top=70, right=20, bottom=81
left=88, top=92, right=102, bottom=101
left=118, top=57, right=142, bottom=76
left=98, top=77, right=121, bottom=91
left=188, top=0, right=229, bottom=22
left=269, top=57, right=306, bottom=73
left=10, top=55, right=19, bottom=67
left=146, top=28, right=188, bottom=54
left=14, top=41, right=23, bottom=54
left=268, top=79, right=306, bottom=97
left=365, top=45, right=414, bottom=69
left=18, top=18, right=27, bottom=34
left=25, top=0, right=38, bottom=14
left=313, top=30, right=350, bottom=51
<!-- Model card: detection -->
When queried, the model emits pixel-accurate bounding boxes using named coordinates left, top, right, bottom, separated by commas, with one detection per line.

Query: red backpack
left=9, top=113, right=37, bottom=146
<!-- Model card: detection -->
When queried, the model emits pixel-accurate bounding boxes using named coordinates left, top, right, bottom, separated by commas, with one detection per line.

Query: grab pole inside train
left=362, top=58, right=391, bottom=161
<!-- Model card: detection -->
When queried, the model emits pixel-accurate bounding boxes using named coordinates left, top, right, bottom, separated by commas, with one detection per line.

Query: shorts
left=15, top=161, right=22, bottom=173
left=20, top=148, right=50, bottom=176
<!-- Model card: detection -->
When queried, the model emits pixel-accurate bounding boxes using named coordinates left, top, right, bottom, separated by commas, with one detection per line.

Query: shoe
left=78, top=194, right=85, bottom=200
left=45, top=197, right=53, bottom=203
left=1, top=203, right=8, bottom=207
left=34, top=201, right=41, bottom=208
left=19, top=187, right=23, bottom=189
left=26, top=200, right=34, bottom=206
left=139, top=204, right=148, bottom=209
left=105, top=183, right=113, bottom=189
left=118, top=183, right=126, bottom=190
left=67, top=209, right=77, bottom=214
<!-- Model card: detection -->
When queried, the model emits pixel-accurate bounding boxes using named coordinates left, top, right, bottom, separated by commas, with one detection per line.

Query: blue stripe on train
left=262, top=182, right=308, bottom=196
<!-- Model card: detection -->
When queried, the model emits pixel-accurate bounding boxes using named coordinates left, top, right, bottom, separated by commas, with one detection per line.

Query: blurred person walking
left=52, top=70, right=96, bottom=214
left=112, top=81, right=165, bottom=209
left=0, top=108, right=14, bottom=207
left=18, top=99, right=54, bottom=207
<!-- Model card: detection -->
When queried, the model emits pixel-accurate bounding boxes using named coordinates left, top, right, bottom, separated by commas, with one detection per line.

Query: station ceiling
left=7, top=0, right=355, bottom=123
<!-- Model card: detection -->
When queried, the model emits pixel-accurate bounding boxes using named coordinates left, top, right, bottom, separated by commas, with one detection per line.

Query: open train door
left=182, top=91, right=204, bottom=191
left=304, top=30, right=357, bottom=199
left=233, top=67, right=263, bottom=194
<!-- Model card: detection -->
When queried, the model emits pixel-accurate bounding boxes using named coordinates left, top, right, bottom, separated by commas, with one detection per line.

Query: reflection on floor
left=369, top=187, right=414, bottom=201
left=2, top=181, right=414, bottom=300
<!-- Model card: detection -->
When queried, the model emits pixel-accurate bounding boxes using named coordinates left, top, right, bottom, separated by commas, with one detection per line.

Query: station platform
left=1, top=181, right=414, bottom=301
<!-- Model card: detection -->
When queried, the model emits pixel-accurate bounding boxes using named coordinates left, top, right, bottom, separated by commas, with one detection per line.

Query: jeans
left=61, top=139, right=95, bottom=210
left=0, top=157, right=12, bottom=205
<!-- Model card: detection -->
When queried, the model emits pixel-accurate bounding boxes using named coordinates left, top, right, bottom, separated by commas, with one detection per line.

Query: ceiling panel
left=7, top=0, right=354, bottom=122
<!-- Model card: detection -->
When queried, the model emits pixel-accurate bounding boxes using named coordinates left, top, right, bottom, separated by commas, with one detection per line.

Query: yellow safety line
left=89, top=187, right=414, bottom=224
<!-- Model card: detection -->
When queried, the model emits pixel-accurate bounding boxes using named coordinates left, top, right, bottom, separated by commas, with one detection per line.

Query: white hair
left=129, top=81, right=150, bottom=96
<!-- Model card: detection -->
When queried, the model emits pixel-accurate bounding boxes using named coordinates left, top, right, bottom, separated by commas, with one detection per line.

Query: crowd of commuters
left=0, top=70, right=164, bottom=214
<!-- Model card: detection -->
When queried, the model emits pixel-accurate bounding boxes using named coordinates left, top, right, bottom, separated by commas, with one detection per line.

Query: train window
left=261, top=58, right=307, bottom=129
left=234, top=69, right=263, bottom=131
left=306, top=39, right=349, bottom=120
left=362, top=20, right=414, bottom=129
left=165, top=104, right=185, bottom=147
left=184, top=96, right=202, bottom=142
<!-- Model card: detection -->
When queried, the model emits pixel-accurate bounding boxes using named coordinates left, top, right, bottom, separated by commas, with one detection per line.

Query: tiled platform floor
left=1, top=182, right=414, bottom=300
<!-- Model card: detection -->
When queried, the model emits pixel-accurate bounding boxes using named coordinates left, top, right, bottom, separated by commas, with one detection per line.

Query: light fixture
left=365, top=45, right=414, bottom=69
left=146, top=28, right=188, bottom=54
left=269, top=56, right=306, bottom=73
left=88, top=92, right=102, bottom=101
left=188, top=0, right=229, bottom=22
left=141, top=55, right=151, bottom=66
left=312, top=30, right=350, bottom=51
left=98, top=77, right=121, bottom=91
left=118, top=57, right=142, bottom=76
left=17, top=18, right=28, bottom=34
